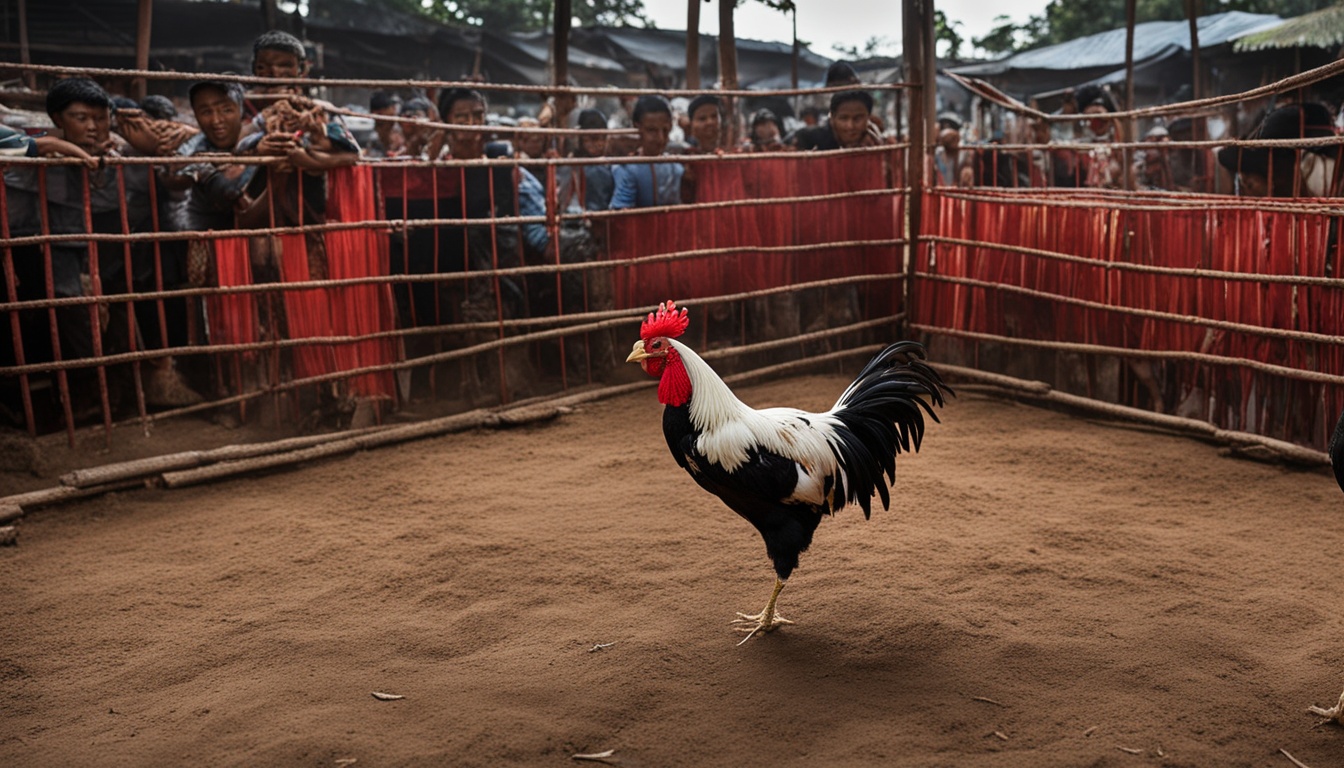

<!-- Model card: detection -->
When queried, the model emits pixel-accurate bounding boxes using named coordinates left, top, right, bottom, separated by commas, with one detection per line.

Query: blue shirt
left=609, top=160, right=683, bottom=210
left=515, top=167, right=550, bottom=254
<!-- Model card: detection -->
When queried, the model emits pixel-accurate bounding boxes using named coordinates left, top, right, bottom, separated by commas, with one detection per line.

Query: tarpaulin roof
left=944, top=11, right=1283, bottom=103
left=950, top=11, right=1282, bottom=77
left=5, top=1, right=832, bottom=91
left=570, top=26, right=832, bottom=89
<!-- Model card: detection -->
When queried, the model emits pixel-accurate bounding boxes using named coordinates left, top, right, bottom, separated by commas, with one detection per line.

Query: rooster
left=626, top=301, right=952, bottom=642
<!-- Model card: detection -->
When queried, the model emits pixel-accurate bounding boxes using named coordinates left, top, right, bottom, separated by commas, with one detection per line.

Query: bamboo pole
left=903, top=0, right=931, bottom=337
left=717, top=0, right=739, bottom=145
left=17, top=0, right=34, bottom=89
left=686, top=0, right=701, bottom=90
left=134, top=0, right=152, bottom=102
left=1186, top=0, right=1205, bottom=147
left=0, top=504, right=22, bottom=525
left=936, top=363, right=1331, bottom=466
left=552, top=0, right=571, bottom=92
left=1124, top=0, right=1137, bottom=189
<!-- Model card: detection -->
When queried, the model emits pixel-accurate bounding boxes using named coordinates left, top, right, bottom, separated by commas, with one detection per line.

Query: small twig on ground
left=992, top=731, right=1009, bottom=741
left=1280, top=748, right=1313, bottom=768
left=1116, top=746, right=1142, bottom=755
left=370, top=692, right=404, bottom=701
left=334, top=760, right=357, bottom=766
left=572, top=748, right=617, bottom=763
left=972, top=696, right=1007, bottom=707
left=1082, top=726, right=1098, bottom=737
left=589, top=642, right=616, bottom=652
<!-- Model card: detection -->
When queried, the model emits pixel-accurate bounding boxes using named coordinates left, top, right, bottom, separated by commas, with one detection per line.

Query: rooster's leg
left=731, top=578, right=793, bottom=644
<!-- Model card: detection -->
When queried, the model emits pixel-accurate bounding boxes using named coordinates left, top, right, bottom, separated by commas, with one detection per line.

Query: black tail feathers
left=827, top=341, right=953, bottom=517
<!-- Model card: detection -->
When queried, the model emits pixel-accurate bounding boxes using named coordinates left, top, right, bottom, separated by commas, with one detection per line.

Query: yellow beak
left=625, top=341, right=650, bottom=363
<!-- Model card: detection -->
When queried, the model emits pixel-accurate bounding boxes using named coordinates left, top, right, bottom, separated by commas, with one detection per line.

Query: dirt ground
left=2, top=376, right=1343, bottom=767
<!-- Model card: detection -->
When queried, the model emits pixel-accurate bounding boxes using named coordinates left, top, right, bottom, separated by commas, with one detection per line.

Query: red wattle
left=658, top=352, right=692, bottom=407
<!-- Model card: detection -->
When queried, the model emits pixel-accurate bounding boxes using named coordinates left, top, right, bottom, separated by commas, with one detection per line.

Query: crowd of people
left=930, top=83, right=1342, bottom=198
left=0, top=29, right=1338, bottom=433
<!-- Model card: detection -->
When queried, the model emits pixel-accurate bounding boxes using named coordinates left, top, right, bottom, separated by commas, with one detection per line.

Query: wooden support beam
left=903, top=0, right=931, bottom=334
left=17, top=0, right=33, bottom=89
left=553, top=0, right=571, bottom=90
left=717, top=0, right=738, bottom=144
left=686, top=0, right=701, bottom=90
left=134, top=0, right=153, bottom=101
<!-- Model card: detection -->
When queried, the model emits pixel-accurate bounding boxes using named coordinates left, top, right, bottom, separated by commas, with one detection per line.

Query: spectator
left=560, top=108, right=615, bottom=213
left=803, top=90, right=882, bottom=151
left=553, top=107, right=619, bottom=374
left=1134, top=125, right=1173, bottom=190
left=936, top=111, right=964, bottom=133
left=1074, top=84, right=1124, bottom=188
left=140, top=95, right=178, bottom=122
left=4, top=78, right=155, bottom=418
left=744, top=109, right=786, bottom=152
left=1165, top=117, right=1207, bottom=193
left=972, top=129, right=1028, bottom=187
left=1023, top=116, right=1078, bottom=188
left=515, top=115, right=553, bottom=183
left=249, top=29, right=308, bottom=100
left=799, top=105, right=822, bottom=128
left=795, top=61, right=884, bottom=150
left=610, top=95, right=684, bottom=209
left=366, top=90, right=404, bottom=158
left=932, top=127, right=968, bottom=186
left=515, top=115, right=548, bottom=160
left=685, top=94, right=724, bottom=154
left=234, top=42, right=360, bottom=283
left=1216, top=102, right=1339, bottom=198
left=438, top=87, right=548, bottom=320
left=395, top=97, right=443, bottom=160
left=169, top=79, right=257, bottom=234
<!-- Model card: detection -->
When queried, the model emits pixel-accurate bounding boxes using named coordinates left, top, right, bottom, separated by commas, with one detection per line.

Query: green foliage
left=934, top=9, right=965, bottom=59
left=831, top=36, right=898, bottom=60
left=971, top=0, right=1340, bottom=56
left=975, top=15, right=1025, bottom=56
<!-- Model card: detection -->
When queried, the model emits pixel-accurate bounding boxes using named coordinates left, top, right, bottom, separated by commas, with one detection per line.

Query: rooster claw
left=731, top=610, right=794, bottom=645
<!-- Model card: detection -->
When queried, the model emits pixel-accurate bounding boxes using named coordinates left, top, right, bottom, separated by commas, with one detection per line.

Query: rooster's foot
left=730, top=578, right=792, bottom=645
left=731, top=609, right=793, bottom=644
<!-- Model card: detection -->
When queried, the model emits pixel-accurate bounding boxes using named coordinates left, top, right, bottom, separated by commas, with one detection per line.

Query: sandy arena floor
left=2, top=377, right=1343, bottom=767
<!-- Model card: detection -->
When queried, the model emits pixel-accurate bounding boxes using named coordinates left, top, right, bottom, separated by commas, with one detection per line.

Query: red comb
left=640, top=300, right=690, bottom=341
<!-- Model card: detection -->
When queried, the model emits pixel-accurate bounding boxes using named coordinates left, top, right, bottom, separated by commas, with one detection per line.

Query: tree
left=975, top=15, right=1025, bottom=57
left=831, top=36, right=898, bottom=60
left=933, top=9, right=965, bottom=60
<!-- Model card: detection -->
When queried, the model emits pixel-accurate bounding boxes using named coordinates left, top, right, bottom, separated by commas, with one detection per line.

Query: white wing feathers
left=671, top=340, right=847, bottom=508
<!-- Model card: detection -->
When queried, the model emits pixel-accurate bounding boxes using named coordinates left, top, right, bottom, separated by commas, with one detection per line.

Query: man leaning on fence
left=4, top=78, right=156, bottom=421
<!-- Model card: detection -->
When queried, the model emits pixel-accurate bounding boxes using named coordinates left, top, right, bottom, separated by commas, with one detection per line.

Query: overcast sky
left=639, top=0, right=1051, bottom=59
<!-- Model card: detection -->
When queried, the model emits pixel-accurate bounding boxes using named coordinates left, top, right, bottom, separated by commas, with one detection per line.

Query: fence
left=0, top=69, right=911, bottom=453
left=0, top=58, right=1342, bottom=469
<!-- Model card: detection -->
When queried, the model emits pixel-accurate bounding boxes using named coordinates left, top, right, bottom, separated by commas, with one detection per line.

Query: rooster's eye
left=651, top=340, right=663, bottom=349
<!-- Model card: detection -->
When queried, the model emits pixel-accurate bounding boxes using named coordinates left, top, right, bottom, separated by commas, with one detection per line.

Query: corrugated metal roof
left=951, top=11, right=1282, bottom=76
left=1234, top=3, right=1344, bottom=52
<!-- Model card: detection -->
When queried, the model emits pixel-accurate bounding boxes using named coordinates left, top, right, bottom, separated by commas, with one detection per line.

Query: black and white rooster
left=626, top=301, right=952, bottom=643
